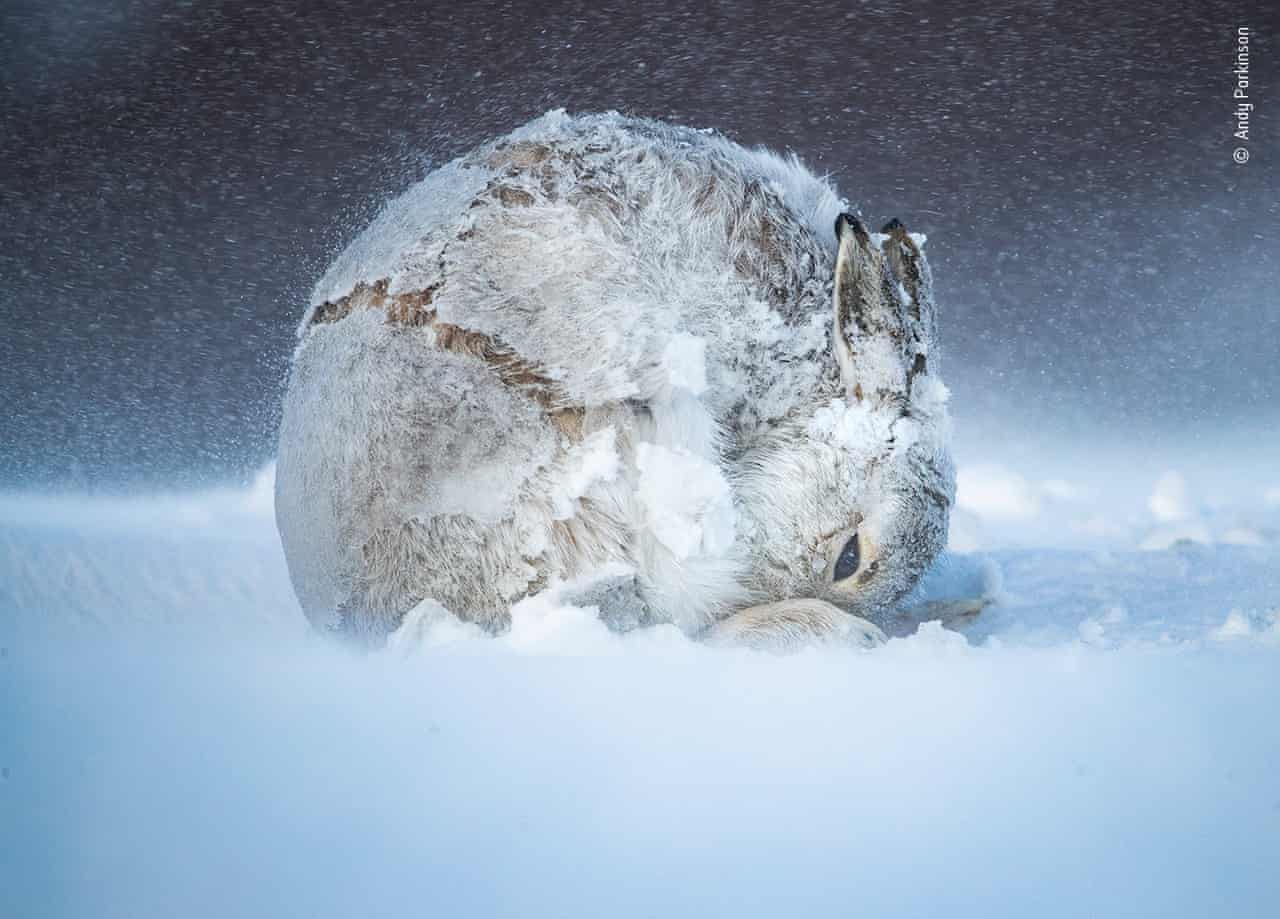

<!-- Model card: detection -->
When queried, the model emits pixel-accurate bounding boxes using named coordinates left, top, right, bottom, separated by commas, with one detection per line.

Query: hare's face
left=736, top=214, right=954, bottom=625
left=809, top=402, right=953, bottom=621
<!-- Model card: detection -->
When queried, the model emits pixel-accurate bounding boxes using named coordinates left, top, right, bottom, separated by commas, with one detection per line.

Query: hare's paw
left=884, top=597, right=991, bottom=638
left=561, top=573, right=659, bottom=634
left=703, top=598, right=886, bottom=652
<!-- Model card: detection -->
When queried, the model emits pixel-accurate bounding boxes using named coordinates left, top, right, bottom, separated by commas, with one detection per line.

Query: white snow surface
left=3, top=455, right=1280, bottom=917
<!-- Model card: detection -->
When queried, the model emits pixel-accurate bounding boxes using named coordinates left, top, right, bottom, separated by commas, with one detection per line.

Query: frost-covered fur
left=275, top=110, right=955, bottom=647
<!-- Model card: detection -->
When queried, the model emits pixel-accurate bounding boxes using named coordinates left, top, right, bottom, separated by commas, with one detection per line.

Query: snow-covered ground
left=3, top=456, right=1279, bottom=917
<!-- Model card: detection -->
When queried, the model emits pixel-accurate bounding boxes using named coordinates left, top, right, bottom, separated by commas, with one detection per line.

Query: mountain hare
left=276, top=111, right=955, bottom=649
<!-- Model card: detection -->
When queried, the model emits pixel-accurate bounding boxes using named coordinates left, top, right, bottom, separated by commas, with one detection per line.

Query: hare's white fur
left=275, top=110, right=954, bottom=646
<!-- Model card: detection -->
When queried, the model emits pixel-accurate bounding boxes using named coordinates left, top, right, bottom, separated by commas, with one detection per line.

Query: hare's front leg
left=702, top=600, right=886, bottom=652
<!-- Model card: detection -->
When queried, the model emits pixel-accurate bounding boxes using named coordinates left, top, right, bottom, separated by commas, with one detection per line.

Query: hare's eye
left=832, top=532, right=861, bottom=581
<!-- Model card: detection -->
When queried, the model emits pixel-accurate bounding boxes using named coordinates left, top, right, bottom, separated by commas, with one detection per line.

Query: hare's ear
left=880, top=218, right=936, bottom=391
left=831, top=213, right=934, bottom=410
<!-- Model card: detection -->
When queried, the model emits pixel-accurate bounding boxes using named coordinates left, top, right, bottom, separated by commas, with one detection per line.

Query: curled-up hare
left=276, top=111, right=955, bottom=650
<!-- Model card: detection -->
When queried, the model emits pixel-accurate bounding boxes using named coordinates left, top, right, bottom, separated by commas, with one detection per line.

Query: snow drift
left=2, top=459, right=1279, bottom=917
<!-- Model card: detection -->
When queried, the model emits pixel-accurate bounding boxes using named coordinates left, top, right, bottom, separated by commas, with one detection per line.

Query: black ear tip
left=881, top=217, right=904, bottom=233
left=834, top=212, right=863, bottom=239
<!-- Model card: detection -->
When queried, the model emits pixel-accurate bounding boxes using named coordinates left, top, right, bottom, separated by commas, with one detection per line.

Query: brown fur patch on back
left=673, top=164, right=821, bottom=317
left=482, top=138, right=639, bottom=227
left=429, top=317, right=565, bottom=413
left=309, top=278, right=574, bottom=423
left=486, top=140, right=553, bottom=172
left=548, top=407, right=585, bottom=440
left=310, top=279, right=396, bottom=326
left=727, top=179, right=819, bottom=313
left=310, top=279, right=439, bottom=328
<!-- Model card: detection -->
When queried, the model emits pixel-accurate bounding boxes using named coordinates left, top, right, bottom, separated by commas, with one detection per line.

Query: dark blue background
left=1, top=0, right=1275, bottom=487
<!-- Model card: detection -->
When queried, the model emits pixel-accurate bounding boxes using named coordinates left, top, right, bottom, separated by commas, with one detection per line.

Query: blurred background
left=1, top=0, right=1275, bottom=490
